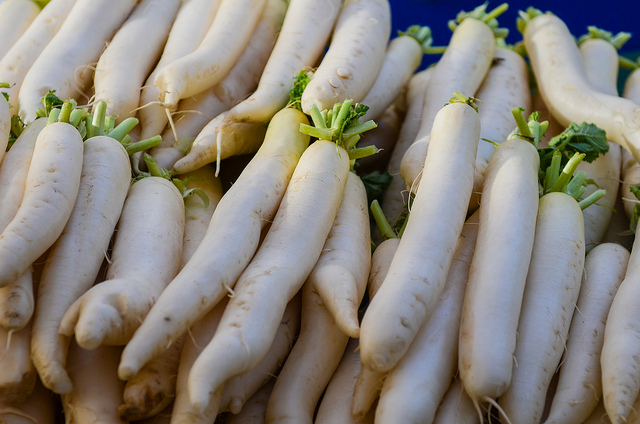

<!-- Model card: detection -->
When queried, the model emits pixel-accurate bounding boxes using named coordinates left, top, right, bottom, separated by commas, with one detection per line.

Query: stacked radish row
left=0, top=0, right=639, bottom=423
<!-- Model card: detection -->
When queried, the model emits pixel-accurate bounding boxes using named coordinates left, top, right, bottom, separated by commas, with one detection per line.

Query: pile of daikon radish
left=1, top=0, right=640, bottom=422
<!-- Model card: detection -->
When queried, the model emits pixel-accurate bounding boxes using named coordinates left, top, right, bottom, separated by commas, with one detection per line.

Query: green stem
left=348, top=145, right=379, bottom=160
left=483, top=2, right=509, bottom=24
left=299, top=124, right=334, bottom=141
left=578, top=189, right=607, bottom=210
left=548, top=152, right=585, bottom=193
left=57, top=101, right=73, bottom=123
left=512, top=107, right=532, bottom=138
left=47, top=108, right=60, bottom=125
left=342, top=120, right=378, bottom=139
left=109, top=117, right=139, bottom=142
left=564, top=170, right=587, bottom=199
left=545, top=151, right=562, bottom=192
left=370, top=200, right=397, bottom=240
left=308, top=104, right=327, bottom=129
left=125, top=135, right=162, bottom=156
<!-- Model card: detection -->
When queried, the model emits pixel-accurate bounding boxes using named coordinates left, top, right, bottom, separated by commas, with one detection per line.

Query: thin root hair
left=2, top=329, right=14, bottom=360
left=185, top=325, right=204, bottom=352
left=483, top=396, right=513, bottom=424
left=407, top=169, right=423, bottom=213
left=166, top=107, right=178, bottom=144
left=130, top=99, right=164, bottom=113
left=0, top=406, right=37, bottom=423
left=223, top=282, right=235, bottom=298
left=215, top=130, right=223, bottom=177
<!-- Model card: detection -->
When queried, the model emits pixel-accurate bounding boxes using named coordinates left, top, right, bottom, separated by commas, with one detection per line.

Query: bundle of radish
left=29, top=99, right=160, bottom=395
left=0, top=0, right=76, bottom=116
left=92, top=0, right=180, bottom=124
left=359, top=94, right=480, bottom=374
left=0, top=117, right=46, bottom=332
left=165, top=0, right=289, bottom=174
left=0, top=103, right=83, bottom=289
left=17, top=0, right=138, bottom=122
left=185, top=99, right=375, bottom=411
left=118, top=165, right=223, bottom=422
left=266, top=170, right=370, bottom=422
left=399, top=3, right=504, bottom=193
left=458, top=109, right=542, bottom=416
left=118, top=103, right=311, bottom=381
left=574, top=28, right=625, bottom=252
left=379, top=67, right=433, bottom=224
left=300, top=0, right=391, bottom=114
left=496, top=119, right=608, bottom=423
left=521, top=7, right=640, bottom=164
left=358, top=25, right=437, bottom=123
left=136, top=0, right=222, bottom=142
left=152, top=0, right=267, bottom=112
left=467, top=42, right=531, bottom=212
left=0, top=0, right=41, bottom=64
left=215, top=0, right=342, bottom=130
left=544, top=243, right=629, bottom=424
left=375, top=210, right=479, bottom=423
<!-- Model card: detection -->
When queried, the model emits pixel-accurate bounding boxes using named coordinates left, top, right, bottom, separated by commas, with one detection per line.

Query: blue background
left=388, top=0, right=640, bottom=70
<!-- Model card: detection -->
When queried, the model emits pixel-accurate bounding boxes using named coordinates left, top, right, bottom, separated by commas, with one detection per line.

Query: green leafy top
left=299, top=98, right=378, bottom=165
left=628, top=185, right=640, bottom=233
left=448, top=2, right=509, bottom=38
left=578, top=26, right=632, bottom=50
left=516, top=6, right=547, bottom=35
left=399, top=25, right=446, bottom=54
left=509, top=107, right=608, bottom=209
left=287, top=70, right=312, bottom=110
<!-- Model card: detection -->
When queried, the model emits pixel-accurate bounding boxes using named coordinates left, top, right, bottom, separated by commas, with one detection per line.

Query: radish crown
left=399, top=25, right=446, bottom=54
left=299, top=98, right=378, bottom=162
left=577, top=26, right=636, bottom=70
left=448, top=2, right=509, bottom=38
left=510, top=107, right=609, bottom=209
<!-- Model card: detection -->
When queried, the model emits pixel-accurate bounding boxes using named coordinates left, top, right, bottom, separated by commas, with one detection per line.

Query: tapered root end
left=38, top=363, right=73, bottom=395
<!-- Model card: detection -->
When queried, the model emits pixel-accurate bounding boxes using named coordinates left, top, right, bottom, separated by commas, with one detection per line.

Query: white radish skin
left=300, top=0, right=391, bottom=114
left=226, top=379, right=276, bottom=424
left=172, top=113, right=267, bottom=175
left=169, top=298, right=227, bottom=424
left=0, top=119, right=47, bottom=331
left=118, top=107, right=310, bottom=381
left=149, top=0, right=286, bottom=171
left=498, top=192, right=586, bottom=424
left=219, top=0, right=342, bottom=127
left=0, top=0, right=76, bottom=116
left=154, top=0, right=268, bottom=109
left=119, top=166, right=222, bottom=421
left=92, top=0, right=180, bottom=123
left=380, top=67, right=432, bottom=223
left=18, top=0, right=137, bottom=122
left=0, top=122, right=83, bottom=288
left=544, top=243, right=629, bottom=424
left=187, top=139, right=350, bottom=410
left=375, top=210, right=479, bottom=424
left=359, top=101, right=480, bottom=373
left=62, top=342, right=126, bottom=424
left=433, top=378, right=481, bottom=424
left=0, top=93, right=10, bottom=164
left=0, top=118, right=48, bottom=236
left=601, top=225, right=640, bottom=423
left=469, top=47, right=531, bottom=212
left=359, top=31, right=424, bottom=123
left=621, top=69, right=640, bottom=221
left=577, top=38, right=622, bottom=252
left=59, top=177, right=185, bottom=349
left=316, top=338, right=375, bottom=424
left=310, top=172, right=371, bottom=337
left=351, top=237, right=399, bottom=419
left=265, top=282, right=351, bottom=424
left=399, top=18, right=495, bottom=192
left=31, top=135, right=131, bottom=395
left=137, top=0, right=222, bottom=140
left=524, top=13, right=640, bottom=164
left=220, top=295, right=301, bottom=415
left=459, top=138, right=540, bottom=403
left=0, top=321, right=36, bottom=405
left=0, top=0, right=40, bottom=63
